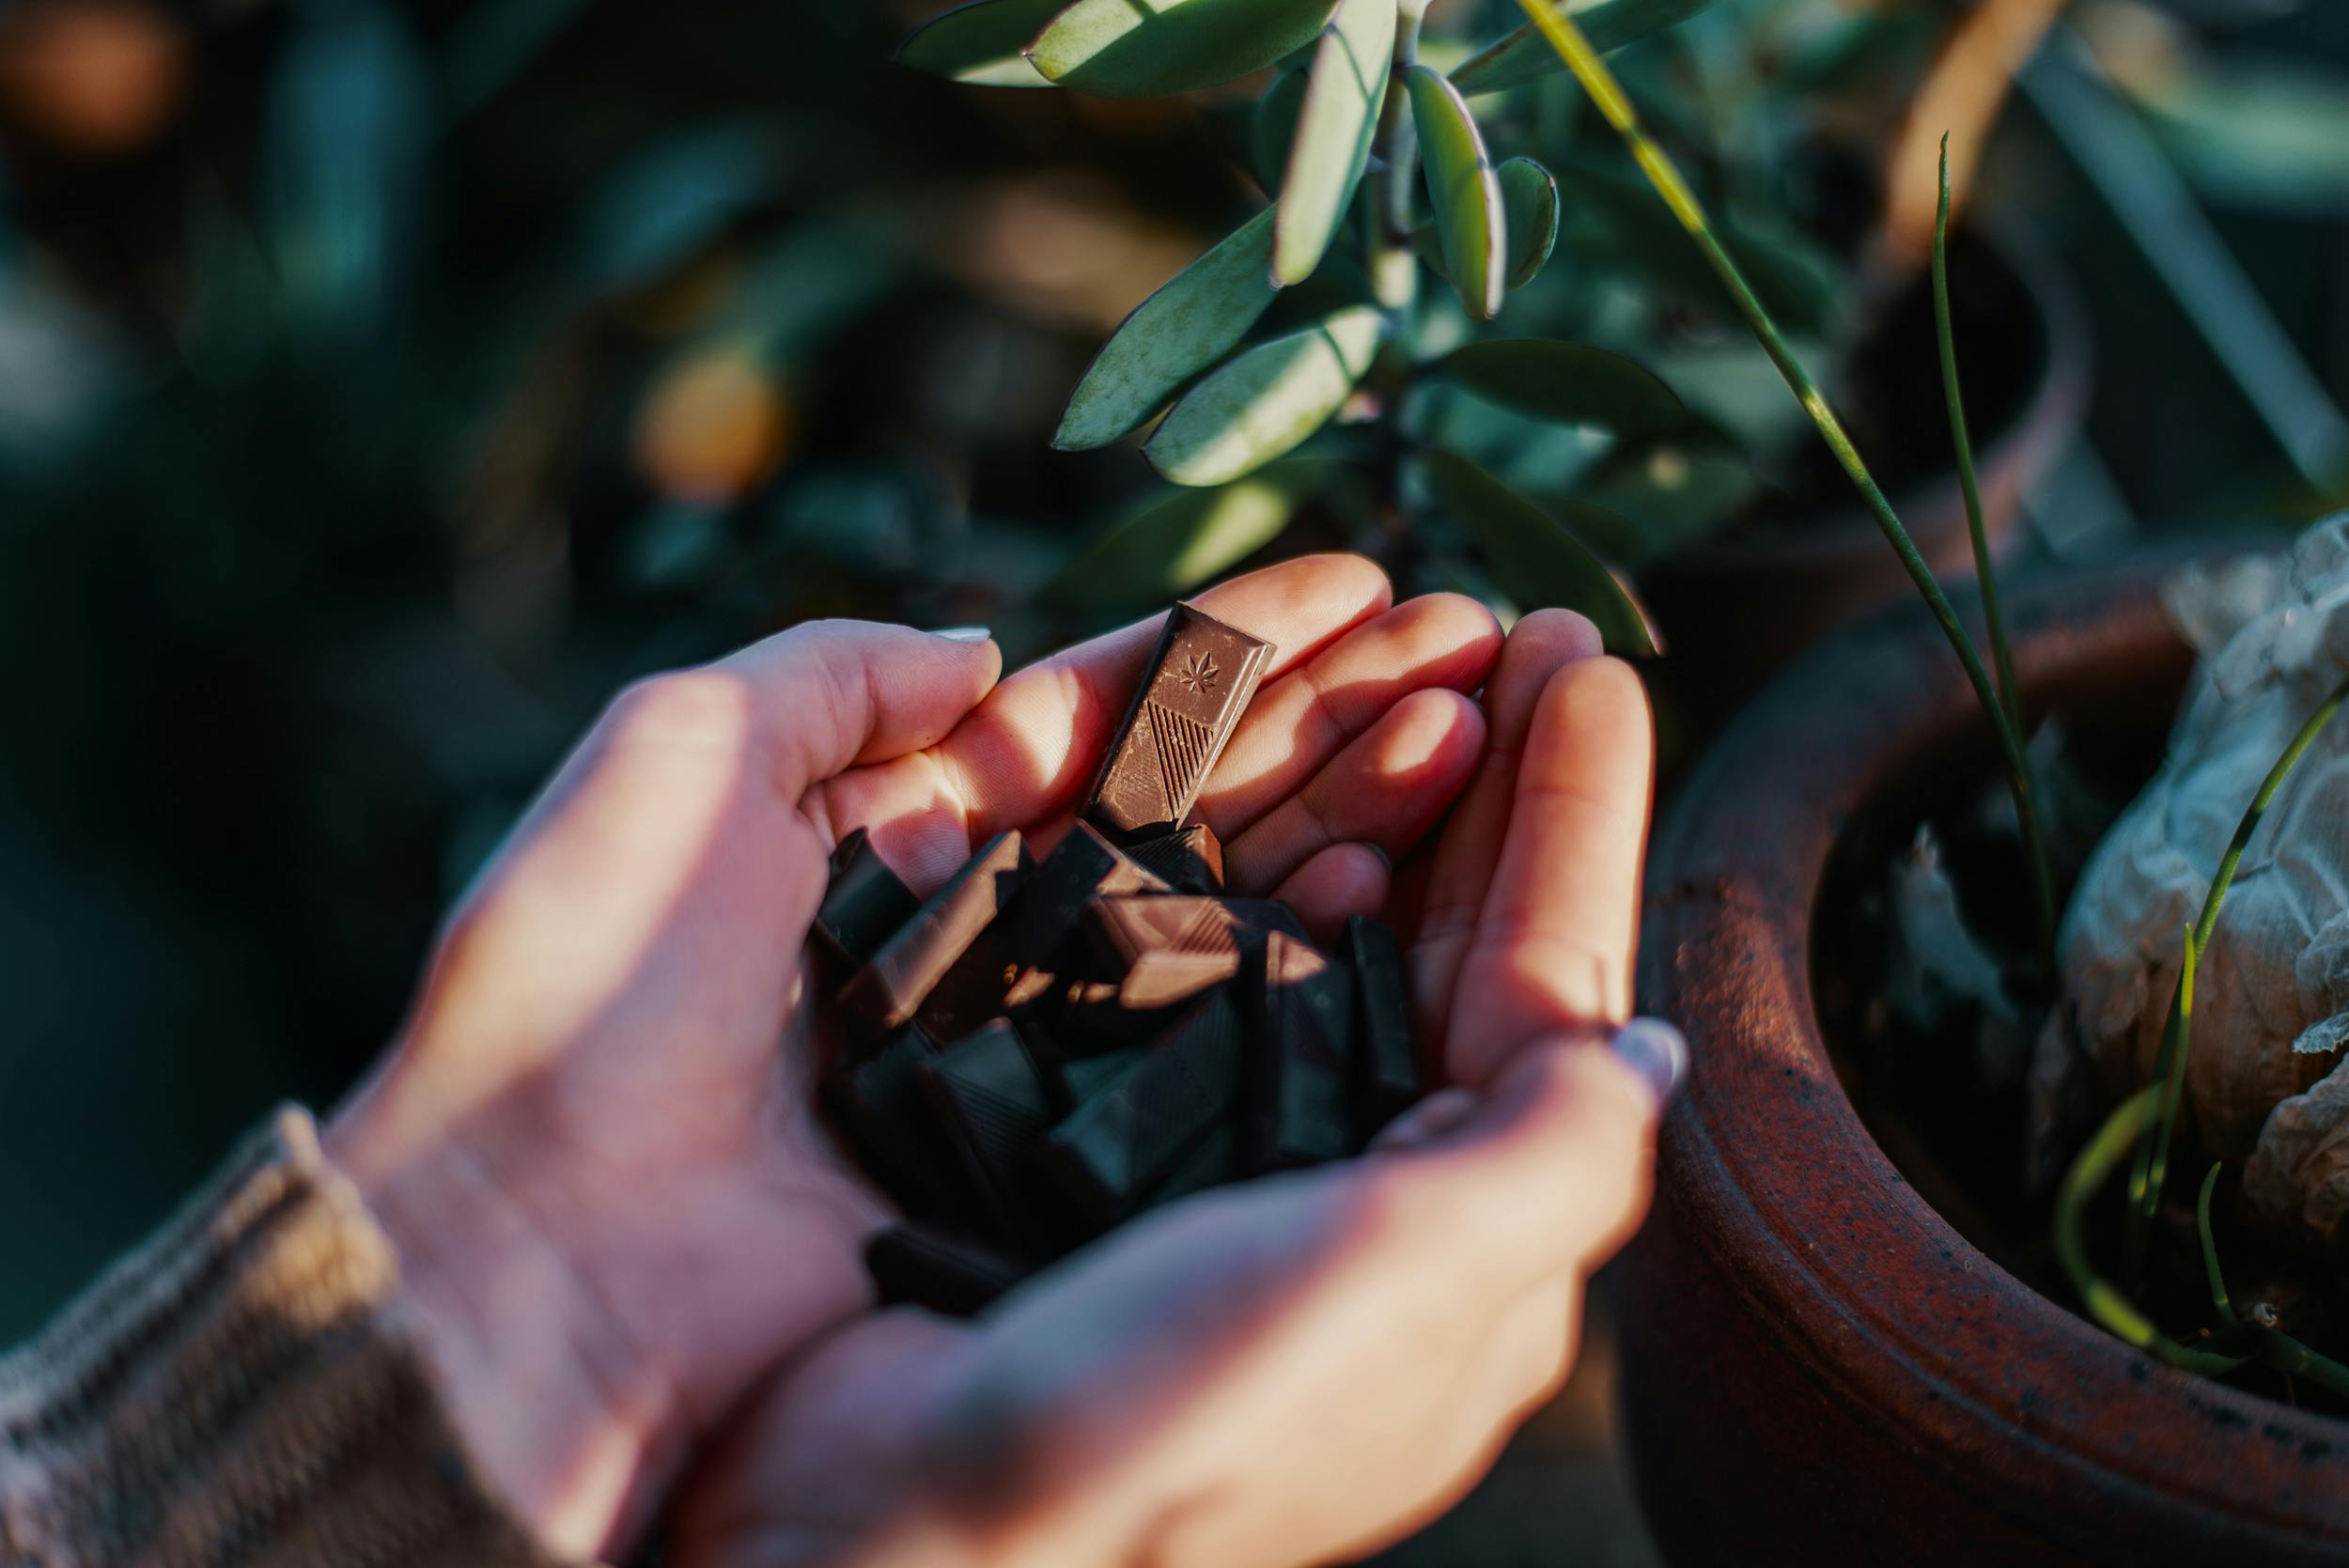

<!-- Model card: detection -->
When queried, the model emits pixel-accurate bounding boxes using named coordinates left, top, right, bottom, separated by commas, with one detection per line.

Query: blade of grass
left=1510, top=0, right=2057, bottom=972
left=1935, top=133, right=2019, bottom=740
left=2196, top=1162, right=2235, bottom=1325
left=2129, top=675, right=2349, bottom=1265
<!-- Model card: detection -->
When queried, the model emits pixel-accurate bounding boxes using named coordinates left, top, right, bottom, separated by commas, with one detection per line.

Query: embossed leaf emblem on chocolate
left=1176, top=652, right=1221, bottom=694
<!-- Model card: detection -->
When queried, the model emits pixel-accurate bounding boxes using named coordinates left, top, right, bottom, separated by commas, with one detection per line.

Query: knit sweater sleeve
left=0, top=1108, right=578, bottom=1568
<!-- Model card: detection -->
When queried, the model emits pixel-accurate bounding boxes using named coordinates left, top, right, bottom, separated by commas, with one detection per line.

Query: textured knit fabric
left=0, top=1108, right=573, bottom=1568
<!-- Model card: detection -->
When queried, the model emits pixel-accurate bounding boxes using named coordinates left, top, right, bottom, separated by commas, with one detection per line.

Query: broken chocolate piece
left=1081, top=895, right=1306, bottom=1010
left=1036, top=989, right=1245, bottom=1224
left=822, top=1024, right=959, bottom=1218
left=1135, top=1121, right=1240, bottom=1211
left=842, top=831, right=1030, bottom=1031
left=1056, top=1043, right=1145, bottom=1110
left=1031, top=977, right=1199, bottom=1056
left=1128, top=821, right=1226, bottom=893
left=918, top=1019, right=1061, bottom=1247
left=865, top=1224, right=1024, bottom=1318
left=816, top=828, right=920, bottom=970
left=1346, top=916, right=1421, bottom=1137
left=1085, top=602, right=1274, bottom=838
left=1246, top=933, right=1357, bottom=1172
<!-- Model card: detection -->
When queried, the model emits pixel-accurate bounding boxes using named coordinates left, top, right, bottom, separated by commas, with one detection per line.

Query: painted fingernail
left=1609, top=1017, right=1688, bottom=1107
left=930, top=626, right=993, bottom=644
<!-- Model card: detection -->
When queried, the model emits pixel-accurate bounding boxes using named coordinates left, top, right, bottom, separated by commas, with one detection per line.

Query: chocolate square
left=864, top=1224, right=1026, bottom=1318
left=821, top=1023, right=960, bottom=1218
left=1085, top=602, right=1275, bottom=838
left=917, top=1019, right=1061, bottom=1248
left=1346, top=916, right=1422, bottom=1137
left=1135, top=1121, right=1241, bottom=1211
left=842, top=831, right=1030, bottom=1032
left=1035, top=989, right=1245, bottom=1223
left=1245, top=932, right=1357, bottom=1172
left=1128, top=821, right=1226, bottom=893
left=1081, top=895, right=1303, bottom=1011
left=815, top=828, right=920, bottom=970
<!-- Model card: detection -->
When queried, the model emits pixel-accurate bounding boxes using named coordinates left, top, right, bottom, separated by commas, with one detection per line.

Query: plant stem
left=2195, top=1163, right=2234, bottom=1324
left=1934, top=134, right=2020, bottom=740
left=1367, top=4, right=1426, bottom=315
left=1512, top=0, right=2058, bottom=971
left=2129, top=674, right=2349, bottom=1261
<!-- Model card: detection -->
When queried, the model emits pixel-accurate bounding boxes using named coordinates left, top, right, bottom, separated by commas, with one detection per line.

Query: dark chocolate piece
left=1085, top=602, right=1275, bottom=838
left=1135, top=1121, right=1240, bottom=1211
left=1036, top=989, right=1246, bottom=1223
left=1031, top=977, right=1200, bottom=1056
left=842, top=831, right=1030, bottom=1031
left=1346, top=916, right=1421, bottom=1137
left=1057, top=1043, right=1145, bottom=1110
left=918, top=1019, right=1061, bottom=1247
left=1081, top=895, right=1304, bottom=1010
left=865, top=1224, right=1025, bottom=1318
left=822, top=1024, right=959, bottom=1218
left=915, top=823, right=1172, bottom=1043
left=816, top=828, right=920, bottom=970
left=1128, top=821, right=1226, bottom=893
left=1245, top=932, right=1357, bottom=1172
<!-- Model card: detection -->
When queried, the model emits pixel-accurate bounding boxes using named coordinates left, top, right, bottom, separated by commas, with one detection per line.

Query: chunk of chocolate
left=1029, top=977, right=1200, bottom=1056
left=918, top=1019, right=1061, bottom=1248
left=815, top=828, right=920, bottom=970
left=1081, top=895, right=1307, bottom=1010
left=842, top=831, right=1030, bottom=1031
left=865, top=1224, right=1025, bottom=1318
left=822, top=1024, right=959, bottom=1218
left=1346, top=916, right=1421, bottom=1137
left=1056, top=1043, right=1145, bottom=1111
left=1085, top=602, right=1274, bottom=838
left=1135, top=1121, right=1240, bottom=1212
left=1128, top=821, right=1226, bottom=893
left=1036, top=989, right=1245, bottom=1224
left=1245, top=933, right=1357, bottom=1172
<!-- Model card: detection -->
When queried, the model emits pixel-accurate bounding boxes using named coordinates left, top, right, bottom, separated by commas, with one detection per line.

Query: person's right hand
left=668, top=612, right=1675, bottom=1568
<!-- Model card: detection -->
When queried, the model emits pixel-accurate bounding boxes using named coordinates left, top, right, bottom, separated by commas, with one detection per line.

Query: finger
left=1269, top=843, right=1392, bottom=946
left=1442, top=656, right=1654, bottom=1088
left=1407, top=611, right=1603, bottom=1049
left=818, top=555, right=1392, bottom=882
left=1223, top=689, right=1487, bottom=893
left=1199, top=594, right=1502, bottom=840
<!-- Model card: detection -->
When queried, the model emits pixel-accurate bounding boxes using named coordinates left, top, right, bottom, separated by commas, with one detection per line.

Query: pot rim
left=1637, top=545, right=2349, bottom=1545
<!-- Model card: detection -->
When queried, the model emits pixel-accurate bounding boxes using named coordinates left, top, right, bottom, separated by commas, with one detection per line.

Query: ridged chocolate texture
left=915, top=823, right=1171, bottom=1043
left=1136, top=1121, right=1240, bottom=1211
left=842, top=831, right=1030, bottom=1031
left=1038, top=989, right=1245, bottom=1223
left=1128, top=821, right=1226, bottom=893
left=1085, top=602, right=1274, bottom=837
left=1246, top=932, right=1357, bottom=1172
left=821, top=1024, right=955, bottom=1218
left=864, top=1224, right=1024, bottom=1318
left=918, top=1019, right=1060, bottom=1248
left=1346, top=916, right=1422, bottom=1137
left=815, top=828, right=920, bottom=970
left=1082, top=895, right=1308, bottom=1010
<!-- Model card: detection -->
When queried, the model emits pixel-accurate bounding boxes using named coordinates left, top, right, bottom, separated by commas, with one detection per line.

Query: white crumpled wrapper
left=2057, top=518, right=2349, bottom=1252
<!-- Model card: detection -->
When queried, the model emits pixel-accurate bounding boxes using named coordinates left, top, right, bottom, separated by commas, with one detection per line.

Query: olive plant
left=895, top=0, right=1725, bottom=654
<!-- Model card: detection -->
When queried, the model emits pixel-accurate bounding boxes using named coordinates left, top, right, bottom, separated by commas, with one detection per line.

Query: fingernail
left=1609, top=1017, right=1688, bottom=1107
left=1361, top=842, right=1392, bottom=872
left=1371, top=1086, right=1479, bottom=1151
left=930, top=626, right=993, bottom=644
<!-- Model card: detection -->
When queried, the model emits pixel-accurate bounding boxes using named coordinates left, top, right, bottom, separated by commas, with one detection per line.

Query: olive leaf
left=1272, top=0, right=1396, bottom=287
left=1252, top=70, right=1310, bottom=193
left=1405, top=65, right=1505, bottom=320
left=1029, top=0, right=1337, bottom=99
left=1055, top=207, right=1281, bottom=452
left=1043, top=458, right=1335, bottom=605
left=1431, top=340, right=1683, bottom=435
left=1450, top=0, right=1718, bottom=98
left=895, top=0, right=1064, bottom=87
left=1417, top=447, right=1660, bottom=656
left=1145, top=305, right=1386, bottom=487
left=1498, top=157, right=1560, bottom=288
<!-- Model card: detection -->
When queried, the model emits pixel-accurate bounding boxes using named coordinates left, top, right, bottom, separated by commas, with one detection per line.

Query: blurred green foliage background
left=4, top=0, right=2349, bottom=1350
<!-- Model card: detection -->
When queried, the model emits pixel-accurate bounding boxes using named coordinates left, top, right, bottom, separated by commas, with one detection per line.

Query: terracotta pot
left=1641, top=232, right=2089, bottom=736
left=1616, top=551, right=2349, bottom=1565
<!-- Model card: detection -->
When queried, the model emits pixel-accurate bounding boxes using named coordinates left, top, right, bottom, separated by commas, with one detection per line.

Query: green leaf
left=896, top=0, right=1065, bottom=88
left=1044, top=458, right=1333, bottom=605
left=1273, top=0, right=1396, bottom=286
left=1029, top=0, right=1337, bottom=99
left=1497, top=156, right=1559, bottom=288
left=1406, top=65, right=1504, bottom=320
left=1431, top=340, right=1683, bottom=435
left=1418, top=447, right=1659, bottom=656
left=1451, top=0, right=1718, bottom=97
left=1145, top=305, right=1386, bottom=486
left=1055, top=208, right=1282, bottom=452
left=2143, top=55, right=2349, bottom=216
left=1252, top=70, right=1310, bottom=192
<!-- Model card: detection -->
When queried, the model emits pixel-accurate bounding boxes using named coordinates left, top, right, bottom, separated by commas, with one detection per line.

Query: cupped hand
left=665, top=606, right=1667, bottom=1568
left=324, top=554, right=1506, bottom=1559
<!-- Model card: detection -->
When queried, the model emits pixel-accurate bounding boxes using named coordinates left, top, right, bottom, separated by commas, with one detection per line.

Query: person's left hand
left=324, top=554, right=1504, bottom=1560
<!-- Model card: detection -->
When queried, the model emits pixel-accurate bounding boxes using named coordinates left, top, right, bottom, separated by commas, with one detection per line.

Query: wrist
left=326, top=1067, right=689, bottom=1560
